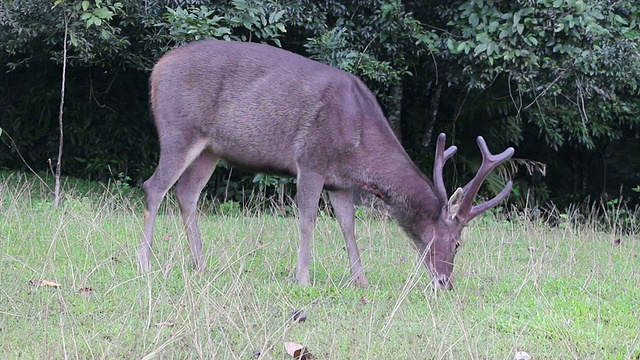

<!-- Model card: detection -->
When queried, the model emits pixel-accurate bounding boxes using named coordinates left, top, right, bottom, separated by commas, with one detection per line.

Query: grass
left=1, top=171, right=639, bottom=359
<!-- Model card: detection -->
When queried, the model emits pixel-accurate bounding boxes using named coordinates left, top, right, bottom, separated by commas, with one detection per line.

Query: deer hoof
left=353, top=275, right=369, bottom=288
left=194, top=263, right=207, bottom=274
left=137, top=255, right=152, bottom=273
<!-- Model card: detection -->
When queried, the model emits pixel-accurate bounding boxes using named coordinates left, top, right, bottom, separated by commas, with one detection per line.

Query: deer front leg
left=295, top=171, right=324, bottom=286
left=328, top=189, right=369, bottom=287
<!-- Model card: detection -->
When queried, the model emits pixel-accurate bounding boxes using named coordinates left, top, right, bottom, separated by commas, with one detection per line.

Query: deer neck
left=357, top=155, right=442, bottom=232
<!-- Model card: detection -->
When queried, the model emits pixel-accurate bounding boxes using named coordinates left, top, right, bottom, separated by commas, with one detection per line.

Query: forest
left=1, top=0, right=639, bottom=211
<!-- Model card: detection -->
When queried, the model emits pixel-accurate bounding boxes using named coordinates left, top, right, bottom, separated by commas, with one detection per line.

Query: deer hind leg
left=138, top=139, right=208, bottom=272
left=174, top=147, right=218, bottom=273
left=328, top=189, right=369, bottom=287
left=295, top=171, right=325, bottom=286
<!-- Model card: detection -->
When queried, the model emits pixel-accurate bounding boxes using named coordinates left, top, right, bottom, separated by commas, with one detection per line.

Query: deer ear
left=446, top=187, right=464, bottom=221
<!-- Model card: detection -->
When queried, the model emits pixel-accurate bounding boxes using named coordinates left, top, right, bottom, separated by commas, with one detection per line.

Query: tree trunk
left=422, top=83, right=442, bottom=148
left=386, top=81, right=403, bottom=142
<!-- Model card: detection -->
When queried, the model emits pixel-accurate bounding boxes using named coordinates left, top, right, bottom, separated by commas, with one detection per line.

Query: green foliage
left=1, top=0, right=640, bottom=210
left=304, top=0, right=428, bottom=102
left=218, top=200, right=242, bottom=215
left=305, top=26, right=403, bottom=87
left=159, top=0, right=287, bottom=47
left=443, top=0, right=640, bottom=149
left=161, top=6, right=232, bottom=42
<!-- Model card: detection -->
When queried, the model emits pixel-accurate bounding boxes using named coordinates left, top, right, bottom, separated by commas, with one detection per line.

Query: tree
left=440, top=0, right=640, bottom=150
left=1, top=0, right=639, bottom=208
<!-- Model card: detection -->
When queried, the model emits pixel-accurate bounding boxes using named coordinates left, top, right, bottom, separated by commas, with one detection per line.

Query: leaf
left=92, top=7, right=114, bottom=20
left=515, top=350, right=532, bottom=360
left=359, top=296, right=372, bottom=305
left=82, top=1, right=90, bottom=11
left=155, top=321, right=175, bottom=328
left=270, top=10, right=285, bottom=23
left=488, top=21, right=500, bottom=32
left=469, top=12, right=479, bottom=27
left=612, top=14, right=628, bottom=25
left=284, top=342, right=314, bottom=360
left=69, top=30, right=78, bottom=46
left=41, top=280, right=62, bottom=287
left=30, top=279, right=62, bottom=288
left=474, top=43, right=487, bottom=55
left=456, top=41, right=467, bottom=53
left=518, top=7, right=535, bottom=16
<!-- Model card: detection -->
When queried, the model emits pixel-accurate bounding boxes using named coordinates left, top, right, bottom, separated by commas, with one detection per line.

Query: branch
left=523, top=67, right=570, bottom=110
left=54, top=16, right=68, bottom=209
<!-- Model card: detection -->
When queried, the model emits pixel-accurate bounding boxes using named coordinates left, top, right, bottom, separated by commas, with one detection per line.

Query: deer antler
left=433, top=133, right=457, bottom=201
left=457, top=136, right=514, bottom=224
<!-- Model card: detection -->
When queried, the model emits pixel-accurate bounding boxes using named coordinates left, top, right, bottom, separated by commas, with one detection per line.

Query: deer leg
left=175, top=148, right=218, bottom=273
left=295, top=171, right=324, bottom=286
left=328, top=189, right=369, bottom=287
left=139, top=140, right=208, bottom=272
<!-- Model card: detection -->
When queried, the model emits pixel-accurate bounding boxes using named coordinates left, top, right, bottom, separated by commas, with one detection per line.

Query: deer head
left=417, top=133, right=514, bottom=290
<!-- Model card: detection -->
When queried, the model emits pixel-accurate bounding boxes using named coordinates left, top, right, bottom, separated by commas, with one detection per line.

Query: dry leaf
left=41, top=280, right=62, bottom=287
left=290, top=309, right=307, bottom=323
left=155, top=321, right=175, bottom=328
left=392, top=256, right=408, bottom=265
left=162, top=234, right=171, bottom=241
left=528, top=246, right=538, bottom=252
left=284, top=342, right=314, bottom=360
left=514, top=350, right=532, bottom=360
left=30, top=280, right=61, bottom=288
left=359, top=296, right=372, bottom=305
left=79, top=287, right=95, bottom=295
left=252, top=349, right=261, bottom=358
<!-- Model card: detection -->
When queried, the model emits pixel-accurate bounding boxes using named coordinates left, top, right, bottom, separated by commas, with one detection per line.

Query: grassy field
left=1, top=172, right=639, bottom=359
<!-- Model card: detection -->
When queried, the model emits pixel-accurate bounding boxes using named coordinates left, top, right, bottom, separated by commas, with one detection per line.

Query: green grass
left=1, top=172, right=639, bottom=359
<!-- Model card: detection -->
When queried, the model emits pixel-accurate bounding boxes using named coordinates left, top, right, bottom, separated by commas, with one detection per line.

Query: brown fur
left=138, top=40, right=514, bottom=289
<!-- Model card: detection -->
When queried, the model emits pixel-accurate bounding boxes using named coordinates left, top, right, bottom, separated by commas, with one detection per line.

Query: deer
left=138, top=39, right=514, bottom=290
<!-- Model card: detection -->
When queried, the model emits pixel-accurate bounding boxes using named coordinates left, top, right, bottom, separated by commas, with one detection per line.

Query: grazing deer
left=138, top=40, right=514, bottom=290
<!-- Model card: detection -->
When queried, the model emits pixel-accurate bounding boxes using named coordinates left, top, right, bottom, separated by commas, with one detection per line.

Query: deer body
left=139, top=40, right=514, bottom=289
